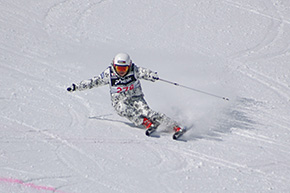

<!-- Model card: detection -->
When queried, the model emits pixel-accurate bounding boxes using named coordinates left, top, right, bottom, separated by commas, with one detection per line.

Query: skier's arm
left=67, top=68, right=110, bottom=92
left=136, top=66, right=159, bottom=82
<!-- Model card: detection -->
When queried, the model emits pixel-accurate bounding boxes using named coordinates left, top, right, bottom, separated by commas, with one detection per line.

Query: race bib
left=111, top=81, right=139, bottom=94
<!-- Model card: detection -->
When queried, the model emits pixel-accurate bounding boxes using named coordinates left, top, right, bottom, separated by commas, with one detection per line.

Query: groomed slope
left=1, top=0, right=290, bottom=192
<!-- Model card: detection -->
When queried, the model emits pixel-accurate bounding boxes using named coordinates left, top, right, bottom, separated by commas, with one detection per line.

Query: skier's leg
left=114, top=96, right=180, bottom=130
left=131, top=96, right=178, bottom=129
left=113, top=98, right=145, bottom=126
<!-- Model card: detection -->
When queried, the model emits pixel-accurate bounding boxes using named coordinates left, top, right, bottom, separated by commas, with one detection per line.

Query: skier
left=67, top=53, right=185, bottom=138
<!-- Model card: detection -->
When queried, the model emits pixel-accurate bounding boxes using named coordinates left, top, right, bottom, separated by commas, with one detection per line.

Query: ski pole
left=159, top=78, right=230, bottom=101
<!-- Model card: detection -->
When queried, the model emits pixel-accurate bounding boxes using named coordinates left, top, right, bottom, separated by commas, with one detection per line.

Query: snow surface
left=1, top=0, right=290, bottom=192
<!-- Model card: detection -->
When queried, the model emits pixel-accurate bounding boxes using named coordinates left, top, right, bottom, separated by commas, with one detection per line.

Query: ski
left=146, top=126, right=187, bottom=140
left=145, top=127, right=158, bottom=136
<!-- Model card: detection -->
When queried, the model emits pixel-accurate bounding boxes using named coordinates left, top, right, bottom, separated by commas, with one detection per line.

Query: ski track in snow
left=230, top=0, right=290, bottom=25
left=235, top=65, right=290, bottom=105
left=225, top=0, right=290, bottom=63
left=231, top=128, right=290, bottom=154
left=224, top=0, right=290, bottom=25
left=0, top=116, right=105, bottom=172
left=166, top=144, right=289, bottom=183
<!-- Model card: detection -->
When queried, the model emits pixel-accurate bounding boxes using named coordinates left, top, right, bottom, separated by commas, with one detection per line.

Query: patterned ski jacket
left=75, top=64, right=158, bottom=106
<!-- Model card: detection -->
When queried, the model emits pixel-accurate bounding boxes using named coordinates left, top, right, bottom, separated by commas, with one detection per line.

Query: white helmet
left=112, top=53, right=132, bottom=76
left=113, top=53, right=132, bottom=66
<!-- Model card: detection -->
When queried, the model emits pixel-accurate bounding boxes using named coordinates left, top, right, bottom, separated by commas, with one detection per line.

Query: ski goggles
left=114, top=65, right=129, bottom=72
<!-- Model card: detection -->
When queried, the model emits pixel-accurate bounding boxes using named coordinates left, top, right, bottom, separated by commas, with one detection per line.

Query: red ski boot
left=142, top=117, right=152, bottom=129
left=173, top=126, right=186, bottom=140
left=143, top=118, right=158, bottom=136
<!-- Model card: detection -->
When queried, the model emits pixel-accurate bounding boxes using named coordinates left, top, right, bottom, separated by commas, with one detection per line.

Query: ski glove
left=151, top=72, right=159, bottom=81
left=67, top=83, right=76, bottom=92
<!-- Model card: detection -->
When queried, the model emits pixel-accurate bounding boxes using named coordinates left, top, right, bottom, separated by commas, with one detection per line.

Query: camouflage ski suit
left=74, top=63, right=176, bottom=128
